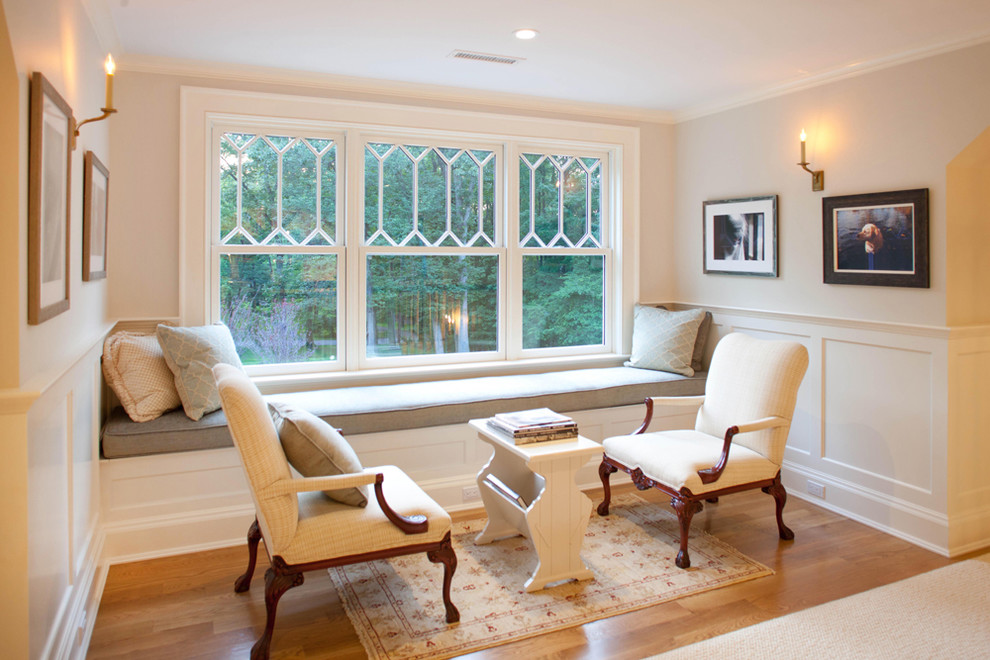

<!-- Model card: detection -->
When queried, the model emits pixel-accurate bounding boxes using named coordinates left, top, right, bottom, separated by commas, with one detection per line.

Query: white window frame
left=180, top=87, right=640, bottom=386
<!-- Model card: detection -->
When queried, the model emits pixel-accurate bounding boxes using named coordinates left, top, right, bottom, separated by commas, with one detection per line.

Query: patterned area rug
left=328, top=493, right=771, bottom=660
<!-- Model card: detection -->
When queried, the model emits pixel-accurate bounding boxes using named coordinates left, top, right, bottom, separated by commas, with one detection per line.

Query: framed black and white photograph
left=703, top=195, right=778, bottom=277
left=823, top=188, right=929, bottom=288
left=28, top=72, right=74, bottom=324
left=83, top=151, right=109, bottom=281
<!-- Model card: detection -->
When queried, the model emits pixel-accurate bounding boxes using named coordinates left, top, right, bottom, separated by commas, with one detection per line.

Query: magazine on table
left=487, top=407, right=578, bottom=444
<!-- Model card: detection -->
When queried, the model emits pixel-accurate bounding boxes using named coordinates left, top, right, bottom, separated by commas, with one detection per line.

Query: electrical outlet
left=807, top=480, right=826, bottom=498
left=462, top=485, right=481, bottom=502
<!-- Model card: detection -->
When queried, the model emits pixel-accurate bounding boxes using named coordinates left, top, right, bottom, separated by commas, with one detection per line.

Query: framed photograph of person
left=702, top=195, right=778, bottom=277
left=822, top=188, right=929, bottom=288
left=28, top=72, right=75, bottom=325
left=82, top=151, right=110, bottom=281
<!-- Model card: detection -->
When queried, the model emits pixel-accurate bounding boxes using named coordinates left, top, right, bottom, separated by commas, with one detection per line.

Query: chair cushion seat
left=602, top=430, right=780, bottom=495
left=279, top=465, right=452, bottom=565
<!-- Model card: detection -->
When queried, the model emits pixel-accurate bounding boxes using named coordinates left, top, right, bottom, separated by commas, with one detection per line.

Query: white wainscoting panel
left=99, top=402, right=680, bottom=563
left=692, top=304, right=957, bottom=556
left=26, top=336, right=107, bottom=660
left=823, top=339, right=934, bottom=493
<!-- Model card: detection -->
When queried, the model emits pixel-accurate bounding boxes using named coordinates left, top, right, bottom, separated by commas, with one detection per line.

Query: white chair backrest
left=213, top=363, right=298, bottom=552
left=695, top=333, right=809, bottom=466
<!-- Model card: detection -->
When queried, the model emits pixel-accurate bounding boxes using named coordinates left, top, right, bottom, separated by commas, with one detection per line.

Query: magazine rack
left=468, top=418, right=601, bottom=592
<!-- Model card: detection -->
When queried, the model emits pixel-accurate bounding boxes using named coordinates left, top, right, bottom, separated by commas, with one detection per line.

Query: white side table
left=469, top=418, right=602, bottom=592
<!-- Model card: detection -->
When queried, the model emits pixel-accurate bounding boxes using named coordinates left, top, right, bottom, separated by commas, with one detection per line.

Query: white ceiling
left=93, top=0, right=990, bottom=118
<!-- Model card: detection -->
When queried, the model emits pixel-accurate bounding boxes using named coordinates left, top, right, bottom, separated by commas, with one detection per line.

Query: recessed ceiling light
left=514, top=28, right=539, bottom=40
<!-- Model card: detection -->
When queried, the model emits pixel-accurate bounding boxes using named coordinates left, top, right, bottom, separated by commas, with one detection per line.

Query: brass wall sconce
left=72, top=54, right=117, bottom=150
left=798, top=129, right=824, bottom=191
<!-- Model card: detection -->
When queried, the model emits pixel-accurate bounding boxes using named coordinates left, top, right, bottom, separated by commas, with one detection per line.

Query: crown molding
left=119, top=54, right=678, bottom=125
left=674, top=30, right=990, bottom=123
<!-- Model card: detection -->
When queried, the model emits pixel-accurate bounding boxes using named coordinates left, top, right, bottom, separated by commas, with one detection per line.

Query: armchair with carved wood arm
left=598, top=333, right=809, bottom=568
left=213, top=364, right=459, bottom=660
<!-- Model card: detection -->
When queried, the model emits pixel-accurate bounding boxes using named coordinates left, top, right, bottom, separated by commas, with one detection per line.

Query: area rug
left=650, top=557, right=990, bottom=659
left=328, top=493, right=771, bottom=660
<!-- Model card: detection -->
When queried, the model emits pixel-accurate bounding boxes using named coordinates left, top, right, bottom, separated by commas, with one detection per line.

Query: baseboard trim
left=42, top=523, right=106, bottom=660
left=783, top=463, right=949, bottom=556
left=104, top=504, right=256, bottom=564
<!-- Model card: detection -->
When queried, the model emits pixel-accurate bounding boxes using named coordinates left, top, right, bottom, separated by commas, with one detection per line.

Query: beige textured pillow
left=102, top=332, right=182, bottom=422
left=270, top=403, right=369, bottom=507
left=624, top=305, right=706, bottom=376
left=656, top=305, right=712, bottom=372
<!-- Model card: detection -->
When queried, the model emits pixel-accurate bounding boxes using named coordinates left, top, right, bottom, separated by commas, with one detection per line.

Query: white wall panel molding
left=26, top=336, right=106, bottom=659
left=784, top=462, right=949, bottom=556
left=693, top=305, right=956, bottom=554
left=664, top=301, right=953, bottom=339
left=99, top=403, right=654, bottom=561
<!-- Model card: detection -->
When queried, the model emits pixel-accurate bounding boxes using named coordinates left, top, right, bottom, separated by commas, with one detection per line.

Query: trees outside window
left=212, top=125, right=614, bottom=372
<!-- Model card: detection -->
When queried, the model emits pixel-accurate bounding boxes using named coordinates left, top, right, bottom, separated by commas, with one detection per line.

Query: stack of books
left=487, top=407, right=578, bottom=444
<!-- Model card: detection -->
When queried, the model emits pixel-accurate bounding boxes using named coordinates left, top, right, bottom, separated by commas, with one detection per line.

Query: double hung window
left=210, top=120, right=615, bottom=374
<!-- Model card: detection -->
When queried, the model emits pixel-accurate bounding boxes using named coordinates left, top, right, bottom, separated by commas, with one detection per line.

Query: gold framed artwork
left=28, top=72, right=74, bottom=324
left=83, top=151, right=109, bottom=281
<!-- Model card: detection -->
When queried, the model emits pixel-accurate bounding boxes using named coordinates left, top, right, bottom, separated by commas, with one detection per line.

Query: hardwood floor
left=88, top=485, right=964, bottom=659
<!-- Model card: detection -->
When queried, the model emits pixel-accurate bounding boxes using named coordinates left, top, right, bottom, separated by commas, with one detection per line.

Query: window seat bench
left=101, top=365, right=706, bottom=459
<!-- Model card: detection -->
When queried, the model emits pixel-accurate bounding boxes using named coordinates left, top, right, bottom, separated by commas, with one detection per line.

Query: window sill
left=251, top=353, right=629, bottom=395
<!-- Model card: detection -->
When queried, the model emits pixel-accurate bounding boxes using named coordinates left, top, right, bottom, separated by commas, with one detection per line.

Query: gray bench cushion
left=101, top=366, right=706, bottom=459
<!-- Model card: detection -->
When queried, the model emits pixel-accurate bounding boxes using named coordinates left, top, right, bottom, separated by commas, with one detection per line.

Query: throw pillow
left=270, top=403, right=369, bottom=507
left=157, top=323, right=244, bottom=421
left=102, top=332, right=182, bottom=422
left=625, top=305, right=706, bottom=376
left=692, top=310, right=713, bottom=372
left=654, top=305, right=713, bottom=372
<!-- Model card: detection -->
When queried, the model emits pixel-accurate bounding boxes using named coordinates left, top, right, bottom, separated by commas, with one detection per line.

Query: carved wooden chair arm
left=633, top=395, right=707, bottom=434
left=697, top=415, right=789, bottom=485
left=261, top=472, right=429, bottom=535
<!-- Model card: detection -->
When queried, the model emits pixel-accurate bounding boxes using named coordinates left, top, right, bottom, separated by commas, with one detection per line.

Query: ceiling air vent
left=449, top=50, right=523, bottom=65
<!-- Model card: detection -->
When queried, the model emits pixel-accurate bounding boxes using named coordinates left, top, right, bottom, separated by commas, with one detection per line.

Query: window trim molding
left=180, top=85, right=640, bottom=382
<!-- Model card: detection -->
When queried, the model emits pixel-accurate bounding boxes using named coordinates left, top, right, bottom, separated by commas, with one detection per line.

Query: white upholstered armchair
left=212, top=364, right=459, bottom=660
left=598, top=333, right=809, bottom=568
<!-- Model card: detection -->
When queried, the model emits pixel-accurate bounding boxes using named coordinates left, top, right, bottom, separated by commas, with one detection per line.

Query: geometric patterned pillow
left=156, top=323, right=244, bottom=421
left=624, top=305, right=706, bottom=376
left=102, top=332, right=182, bottom=422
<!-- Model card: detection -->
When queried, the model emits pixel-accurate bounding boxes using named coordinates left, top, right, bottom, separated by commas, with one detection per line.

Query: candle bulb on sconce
left=104, top=54, right=115, bottom=110
left=797, top=128, right=824, bottom=192
left=72, top=53, right=120, bottom=150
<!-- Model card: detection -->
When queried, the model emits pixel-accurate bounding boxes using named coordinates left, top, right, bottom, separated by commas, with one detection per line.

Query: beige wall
left=946, top=125, right=990, bottom=326
left=0, top=3, right=29, bottom=656
left=672, top=41, right=990, bottom=326
left=6, top=0, right=113, bottom=387
left=2, top=0, right=111, bottom=655
left=107, top=70, right=675, bottom=321
left=0, top=0, right=17, bottom=388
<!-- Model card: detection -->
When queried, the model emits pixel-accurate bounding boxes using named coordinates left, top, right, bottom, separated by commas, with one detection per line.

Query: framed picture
left=28, top=72, right=74, bottom=324
left=703, top=195, right=778, bottom=277
left=823, top=188, right=929, bottom=288
left=83, top=151, right=109, bottom=281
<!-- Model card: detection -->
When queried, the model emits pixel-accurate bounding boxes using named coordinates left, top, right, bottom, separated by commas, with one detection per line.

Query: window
left=363, top=142, right=499, bottom=360
left=214, top=130, right=342, bottom=367
left=193, top=92, right=633, bottom=378
left=519, top=153, right=605, bottom=350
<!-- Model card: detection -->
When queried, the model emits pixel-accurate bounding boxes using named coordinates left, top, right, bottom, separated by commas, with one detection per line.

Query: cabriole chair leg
left=427, top=533, right=460, bottom=623
left=235, top=518, right=262, bottom=593
left=251, top=560, right=304, bottom=660
left=597, top=460, right=617, bottom=516
left=671, top=498, right=704, bottom=569
left=763, top=475, right=795, bottom=541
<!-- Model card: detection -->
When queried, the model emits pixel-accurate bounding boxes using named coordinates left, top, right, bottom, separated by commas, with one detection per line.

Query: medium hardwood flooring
left=88, top=485, right=965, bottom=659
